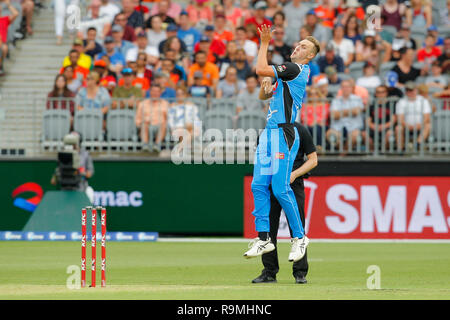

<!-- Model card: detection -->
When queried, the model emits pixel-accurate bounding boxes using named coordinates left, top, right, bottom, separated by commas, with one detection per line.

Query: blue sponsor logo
left=0, top=231, right=158, bottom=242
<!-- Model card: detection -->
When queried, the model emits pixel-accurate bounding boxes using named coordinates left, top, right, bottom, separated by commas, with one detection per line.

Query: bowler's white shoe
left=288, top=236, right=309, bottom=262
left=244, top=238, right=275, bottom=259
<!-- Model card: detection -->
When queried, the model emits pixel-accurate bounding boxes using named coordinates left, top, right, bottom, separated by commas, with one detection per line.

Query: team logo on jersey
left=275, top=152, right=285, bottom=159
left=277, top=65, right=286, bottom=72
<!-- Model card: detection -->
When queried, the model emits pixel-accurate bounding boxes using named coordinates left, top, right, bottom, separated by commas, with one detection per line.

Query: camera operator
left=51, top=131, right=95, bottom=203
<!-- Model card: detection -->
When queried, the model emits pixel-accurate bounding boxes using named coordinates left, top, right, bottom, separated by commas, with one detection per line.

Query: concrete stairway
left=0, top=2, right=72, bottom=156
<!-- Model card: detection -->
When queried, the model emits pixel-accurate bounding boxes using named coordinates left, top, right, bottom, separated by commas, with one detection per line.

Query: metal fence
left=0, top=92, right=449, bottom=158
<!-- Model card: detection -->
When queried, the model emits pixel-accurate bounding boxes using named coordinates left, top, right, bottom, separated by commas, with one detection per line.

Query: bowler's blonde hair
left=306, top=36, right=321, bottom=56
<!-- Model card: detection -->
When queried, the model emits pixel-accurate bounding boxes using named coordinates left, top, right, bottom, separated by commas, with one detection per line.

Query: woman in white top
left=146, top=15, right=167, bottom=49
left=330, top=24, right=355, bottom=67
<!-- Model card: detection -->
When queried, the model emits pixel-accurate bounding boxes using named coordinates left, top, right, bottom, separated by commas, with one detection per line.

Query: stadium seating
left=106, top=109, right=139, bottom=150
left=42, top=109, right=71, bottom=149
left=74, top=109, right=104, bottom=149
left=203, top=109, right=234, bottom=141
left=236, top=109, right=266, bottom=132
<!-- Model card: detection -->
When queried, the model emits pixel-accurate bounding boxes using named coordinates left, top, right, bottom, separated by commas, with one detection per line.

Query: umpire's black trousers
left=262, top=180, right=308, bottom=278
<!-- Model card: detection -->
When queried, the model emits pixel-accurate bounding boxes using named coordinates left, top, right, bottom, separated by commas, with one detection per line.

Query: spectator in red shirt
left=0, top=0, right=18, bottom=75
left=194, top=32, right=226, bottom=64
left=244, top=1, right=272, bottom=42
left=417, top=34, right=442, bottom=65
left=107, top=12, right=137, bottom=42
left=214, top=14, right=234, bottom=43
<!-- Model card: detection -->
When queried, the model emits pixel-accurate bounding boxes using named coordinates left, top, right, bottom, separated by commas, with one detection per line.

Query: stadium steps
left=0, top=2, right=71, bottom=156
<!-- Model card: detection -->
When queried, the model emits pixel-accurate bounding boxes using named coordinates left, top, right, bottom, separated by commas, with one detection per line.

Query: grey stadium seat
left=210, top=98, right=237, bottom=114
left=42, top=109, right=71, bottom=148
left=74, top=109, right=104, bottom=147
left=203, top=108, right=234, bottom=141
left=236, top=109, right=267, bottom=131
left=432, top=110, right=450, bottom=150
left=348, top=61, right=365, bottom=79
left=106, top=109, right=138, bottom=147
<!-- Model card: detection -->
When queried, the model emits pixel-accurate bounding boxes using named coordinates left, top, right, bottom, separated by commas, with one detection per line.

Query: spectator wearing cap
left=83, top=28, right=103, bottom=59
left=62, top=65, right=83, bottom=94
left=317, top=44, right=345, bottom=73
left=314, top=0, right=336, bottom=29
left=112, top=68, right=143, bottom=109
left=111, top=24, right=136, bottom=58
left=216, top=66, right=246, bottom=99
left=125, top=31, right=159, bottom=64
left=381, top=0, right=408, bottom=31
left=337, top=78, right=370, bottom=106
left=150, top=0, right=182, bottom=22
left=395, top=81, right=431, bottom=150
left=417, top=34, right=442, bottom=65
left=283, top=0, right=313, bottom=47
left=118, top=63, right=150, bottom=92
left=244, top=1, right=273, bottom=42
left=235, top=26, right=258, bottom=65
left=186, top=0, right=213, bottom=27
left=108, top=12, right=137, bottom=42
left=384, top=71, right=404, bottom=98
left=188, top=71, right=211, bottom=98
left=122, top=0, right=145, bottom=34
left=391, top=47, right=421, bottom=87
left=177, top=10, right=201, bottom=53
left=93, top=59, right=117, bottom=94
left=63, top=39, right=93, bottom=71
left=427, top=25, right=444, bottom=50
left=303, top=9, right=331, bottom=51
left=135, top=84, right=169, bottom=149
left=325, top=66, right=341, bottom=86
left=327, top=79, right=365, bottom=151
left=194, top=33, right=226, bottom=64
left=97, top=36, right=126, bottom=74
left=391, top=23, right=417, bottom=61
left=214, top=14, right=234, bottom=43
left=60, top=49, right=90, bottom=81
left=158, top=24, right=188, bottom=55
left=314, top=74, right=333, bottom=99
left=188, top=51, right=220, bottom=91
left=0, top=0, right=18, bottom=75
left=356, top=62, right=382, bottom=90
left=330, top=24, right=355, bottom=67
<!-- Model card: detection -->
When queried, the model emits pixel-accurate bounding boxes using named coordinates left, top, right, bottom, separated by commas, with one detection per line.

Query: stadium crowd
left=45, top=0, right=450, bottom=153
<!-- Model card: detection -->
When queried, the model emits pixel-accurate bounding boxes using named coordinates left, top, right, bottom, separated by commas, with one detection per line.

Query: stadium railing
left=1, top=94, right=450, bottom=158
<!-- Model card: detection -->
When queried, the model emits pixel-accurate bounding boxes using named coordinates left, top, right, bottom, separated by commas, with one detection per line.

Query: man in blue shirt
left=177, top=11, right=201, bottom=53
left=97, top=36, right=126, bottom=74
left=244, top=25, right=320, bottom=262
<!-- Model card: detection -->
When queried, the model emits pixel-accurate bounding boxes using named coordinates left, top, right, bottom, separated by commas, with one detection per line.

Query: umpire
left=252, top=122, right=318, bottom=284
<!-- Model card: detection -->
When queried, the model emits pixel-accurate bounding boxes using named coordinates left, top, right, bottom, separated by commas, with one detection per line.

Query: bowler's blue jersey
left=266, top=62, right=310, bottom=129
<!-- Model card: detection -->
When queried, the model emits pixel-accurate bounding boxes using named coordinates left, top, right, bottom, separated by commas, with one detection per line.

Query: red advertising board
left=244, top=176, right=450, bottom=239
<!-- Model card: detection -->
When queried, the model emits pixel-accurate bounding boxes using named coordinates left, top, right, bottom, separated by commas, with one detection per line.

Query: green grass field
left=0, top=240, right=449, bottom=299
